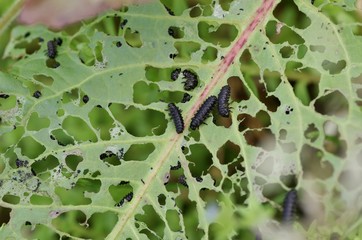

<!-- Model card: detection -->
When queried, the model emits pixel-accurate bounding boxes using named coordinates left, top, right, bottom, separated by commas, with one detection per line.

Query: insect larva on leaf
left=178, top=175, right=188, bottom=188
left=170, top=68, right=181, bottom=80
left=46, top=40, right=57, bottom=59
left=168, top=103, right=184, bottom=134
left=181, top=93, right=192, bottom=103
left=282, top=189, right=297, bottom=224
left=182, top=69, right=198, bottom=91
left=115, top=192, right=133, bottom=207
left=33, top=90, right=42, bottom=98
left=170, top=161, right=181, bottom=170
left=217, top=85, right=231, bottom=117
left=190, top=95, right=217, bottom=130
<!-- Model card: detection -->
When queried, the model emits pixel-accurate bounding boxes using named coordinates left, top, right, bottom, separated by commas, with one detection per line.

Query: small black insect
left=181, top=93, right=192, bottom=103
left=168, top=103, right=184, bottom=134
left=120, top=19, right=128, bottom=29
left=182, top=70, right=198, bottom=91
left=282, top=189, right=298, bottom=224
left=116, top=41, right=122, bottom=48
left=217, top=85, right=231, bottom=117
left=168, top=27, right=175, bottom=37
left=16, top=159, right=28, bottom=168
left=178, top=175, right=188, bottom=188
left=115, top=192, right=133, bottom=207
left=165, top=6, right=175, bottom=16
left=170, top=161, right=181, bottom=170
left=195, top=176, right=203, bottom=182
left=82, top=95, right=89, bottom=104
left=33, top=90, right=42, bottom=98
left=46, top=40, right=57, bottom=59
left=311, top=0, right=315, bottom=4
left=0, top=94, right=9, bottom=99
left=190, top=95, right=217, bottom=130
left=170, top=68, right=181, bottom=81
left=54, top=37, right=62, bottom=46
left=169, top=53, right=177, bottom=59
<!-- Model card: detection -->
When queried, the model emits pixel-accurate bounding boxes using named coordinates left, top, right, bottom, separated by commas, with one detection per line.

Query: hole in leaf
left=109, top=181, right=133, bottom=206
left=17, top=136, right=45, bottom=159
left=217, top=141, right=240, bottom=165
left=279, top=46, right=294, bottom=58
left=198, top=21, right=238, bottom=47
left=88, top=106, right=114, bottom=141
left=123, top=143, right=155, bottom=161
left=321, top=60, right=346, bottom=74
left=273, top=0, right=311, bottom=29
left=266, top=21, right=305, bottom=45
left=244, top=129, right=276, bottom=151
left=168, top=26, right=184, bottom=39
left=135, top=205, right=166, bottom=239
left=314, top=90, right=349, bottom=118
left=174, top=41, right=201, bottom=62
left=300, top=144, right=333, bottom=180
left=186, top=144, right=213, bottom=178
left=238, top=110, right=271, bottom=132
left=133, top=81, right=160, bottom=105
left=323, top=121, right=347, bottom=158
left=33, top=74, right=54, bottom=86
left=2, top=194, right=20, bottom=205
left=124, top=28, right=142, bottom=48
left=166, top=209, right=181, bottom=232
left=65, top=155, right=83, bottom=171
left=30, top=194, right=53, bottom=205
left=62, top=116, right=98, bottom=142
left=50, top=129, right=75, bottom=146
left=201, top=46, right=218, bottom=62
left=286, top=62, right=320, bottom=106
left=26, top=112, right=50, bottom=131
left=31, top=155, right=59, bottom=175
left=228, top=76, right=250, bottom=102
left=0, top=206, right=11, bottom=225
left=304, top=123, right=319, bottom=142
left=21, top=223, right=59, bottom=239
left=109, top=103, right=167, bottom=137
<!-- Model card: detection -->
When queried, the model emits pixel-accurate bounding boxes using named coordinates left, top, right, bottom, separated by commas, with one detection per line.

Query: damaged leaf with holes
left=0, top=0, right=362, bottom=239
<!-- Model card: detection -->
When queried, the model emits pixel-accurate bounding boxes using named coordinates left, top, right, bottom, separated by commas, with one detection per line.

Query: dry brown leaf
left=19, top=0, right=152, bottom=29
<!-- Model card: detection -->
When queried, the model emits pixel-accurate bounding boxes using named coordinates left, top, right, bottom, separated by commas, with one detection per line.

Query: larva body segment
left=182, top=69, right=198, bottom=90
left=47, top=40, right=57, bottom=59
left=217, top=85, right=231, bottom=117
left=171, top=68, right=181, bottom=81
left=282, top=189, right=297, bottom=224
left=168, top=103, right=184, bottom=134
left=190, top=95, right=217, bottom=130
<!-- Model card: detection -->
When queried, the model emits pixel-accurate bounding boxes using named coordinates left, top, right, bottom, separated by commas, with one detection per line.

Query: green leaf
left=1, top=0, right=362, bottom=239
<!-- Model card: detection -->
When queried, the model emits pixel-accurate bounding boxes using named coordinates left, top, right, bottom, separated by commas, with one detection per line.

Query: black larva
left=170, top=161, right=181, bottom=170
left=82, top=95, right=89, bottom=103
left=46, top=40, right=57, bottom=59
left=190, top=95, right=217, bottom=130
left=54, top=37, right=62, bottom=46
left=282, top=189, right=297, bottom=224
left=33, top=90, right=42, bottom=98
left=181, top=93, right=192, bottom=103
left=182, top=70, right=198, bottom=91
left=217, top=85, right=231, bottom=117
left=171, top=68, right=181, bottom=80
left=178, top=175, right=188, bottom=188
left=168, top=103, right=184, bottom=134
left=115, top=192, right=133, bottom=207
